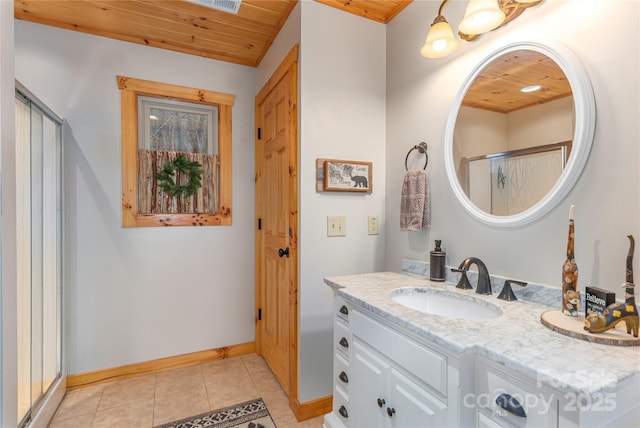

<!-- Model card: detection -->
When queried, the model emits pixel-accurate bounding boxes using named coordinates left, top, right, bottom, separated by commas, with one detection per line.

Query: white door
left=15, top=84, right=65, bottom=428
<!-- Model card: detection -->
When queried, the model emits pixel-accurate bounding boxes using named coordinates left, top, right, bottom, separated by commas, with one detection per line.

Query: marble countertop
left=324, top=271, right=640, bottom=397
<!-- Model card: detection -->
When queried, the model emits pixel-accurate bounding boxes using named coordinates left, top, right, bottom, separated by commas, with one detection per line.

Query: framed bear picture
left=322, top=159, right=372, bottom=193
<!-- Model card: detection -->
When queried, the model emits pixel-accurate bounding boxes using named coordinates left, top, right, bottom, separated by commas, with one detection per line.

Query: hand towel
left=400, top=169, right=430, bottom=231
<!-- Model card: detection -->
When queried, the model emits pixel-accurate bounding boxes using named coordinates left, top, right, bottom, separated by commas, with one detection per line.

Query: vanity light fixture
left=420, top=3, right=459, bottom=58
left=458, top=0, right=505, bottom=35
left=421, top=0, right=545, bottom=59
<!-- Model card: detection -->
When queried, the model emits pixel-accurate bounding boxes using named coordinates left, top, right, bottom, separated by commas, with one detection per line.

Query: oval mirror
left=444, top=41, right=595, bottom=227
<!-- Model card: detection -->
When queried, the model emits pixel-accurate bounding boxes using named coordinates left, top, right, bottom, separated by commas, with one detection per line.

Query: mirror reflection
left=453, top=49, right=574, bottom=216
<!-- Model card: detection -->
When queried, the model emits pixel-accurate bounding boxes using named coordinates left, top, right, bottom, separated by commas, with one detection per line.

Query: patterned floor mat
left=155, top=398, right=276, bottom=428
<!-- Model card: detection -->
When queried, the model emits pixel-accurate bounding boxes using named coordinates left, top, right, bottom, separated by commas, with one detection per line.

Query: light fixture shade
left=458, top=0, right=506, bottom=35
left=514, top=0, right=540, bottom=3
left=421, top=18, right=460, bottom=58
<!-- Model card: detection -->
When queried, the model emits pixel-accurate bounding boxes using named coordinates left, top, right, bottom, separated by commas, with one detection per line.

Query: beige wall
left=508, top=96, right=574, bottom=151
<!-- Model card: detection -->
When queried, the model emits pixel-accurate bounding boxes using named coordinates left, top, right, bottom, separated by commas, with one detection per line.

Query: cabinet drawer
left=334, top=352, right=350, bottom=391
left=475, top=361, right=558, bottom=428
left=351, top=310, right=447, bottom=396
left=335, top=296, right=350, bottom=323
left=333, top=383, right=350, bottom=425
left=478, top=411, right=504, bottom=428
left=334, top=318, right=351, bottom=355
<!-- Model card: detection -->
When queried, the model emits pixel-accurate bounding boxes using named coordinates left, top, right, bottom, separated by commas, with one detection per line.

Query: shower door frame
left=464, top=140, right=572, bottom=215
left=15, top=81, right=66, bottom=428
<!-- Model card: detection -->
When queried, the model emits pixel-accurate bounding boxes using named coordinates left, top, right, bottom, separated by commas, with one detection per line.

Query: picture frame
left=322, top=159, right=372, bottom=193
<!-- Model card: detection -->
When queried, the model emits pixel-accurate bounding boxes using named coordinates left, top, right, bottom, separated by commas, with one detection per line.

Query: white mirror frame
left=444, top=41, right=596, bottom=228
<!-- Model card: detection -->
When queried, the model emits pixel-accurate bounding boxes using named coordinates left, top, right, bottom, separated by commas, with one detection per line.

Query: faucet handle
left=497, top=280, right=527, bottom=301
left=451, top=268, right=473, bottom=290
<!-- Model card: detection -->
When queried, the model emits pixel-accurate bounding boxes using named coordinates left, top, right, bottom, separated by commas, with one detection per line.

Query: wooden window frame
left=117, top=76, right=234, bottom=227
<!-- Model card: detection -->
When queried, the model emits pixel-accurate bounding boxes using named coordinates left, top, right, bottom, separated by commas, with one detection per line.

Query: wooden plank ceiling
left=14, top=1, right=564, bottom=113
left=314, top=0, right=412, bottom=23
left=14, top=0, right=412, bottom=67
left=462, top=50, right=572, bottom=114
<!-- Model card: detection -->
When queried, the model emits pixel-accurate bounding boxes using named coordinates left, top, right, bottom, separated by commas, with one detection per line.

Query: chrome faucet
left=452, top=257, right=492, bottom=295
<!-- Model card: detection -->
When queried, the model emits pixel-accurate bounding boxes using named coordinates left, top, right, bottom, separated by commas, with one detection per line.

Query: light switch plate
left=368, top=216, right=379, bottom=235
left=327, top=216, right=346, bottom=237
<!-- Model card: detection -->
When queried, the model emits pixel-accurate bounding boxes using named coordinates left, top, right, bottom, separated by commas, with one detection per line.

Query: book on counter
left=585, top=286, right=615, bottom=317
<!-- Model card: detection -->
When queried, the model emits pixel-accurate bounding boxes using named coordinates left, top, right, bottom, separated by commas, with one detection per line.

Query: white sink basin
left=391, top=289, right=502, bottom=320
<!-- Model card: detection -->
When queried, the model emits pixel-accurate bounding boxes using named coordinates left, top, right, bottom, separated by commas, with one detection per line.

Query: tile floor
left=48, top=354, right=325, bottom=428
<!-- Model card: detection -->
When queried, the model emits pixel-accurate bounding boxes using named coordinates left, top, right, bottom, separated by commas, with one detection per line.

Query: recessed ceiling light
left=520, top=85, right=542, bottom=93
left=149, top=115, right=159, bottom=121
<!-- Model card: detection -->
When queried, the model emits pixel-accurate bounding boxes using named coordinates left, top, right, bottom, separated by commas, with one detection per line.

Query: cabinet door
left=390, top=368, right=448, bottom=428
left=352, top=338, right=389, bottom=427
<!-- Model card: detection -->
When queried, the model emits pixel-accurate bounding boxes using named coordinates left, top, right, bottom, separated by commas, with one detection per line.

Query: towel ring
left=405, top=142, right=428, bottom=171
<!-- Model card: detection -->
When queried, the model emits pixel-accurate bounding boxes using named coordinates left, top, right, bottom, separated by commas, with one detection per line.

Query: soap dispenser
left=430, top=240, right=446, bottom=282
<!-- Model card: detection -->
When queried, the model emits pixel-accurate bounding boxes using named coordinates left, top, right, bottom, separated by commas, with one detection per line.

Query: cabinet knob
left=339, top=371, right=349, bottom=383
left=339, top=337, right=349, bottom=348
left=377, top=398, right=385, bottom=408
left=339, top=305, right=349, bottom=315
left=386, top=407, right=396, bottom=418
left=496, top=393, right=527, bottom=418
left=338, top=405, right=348, bottom=418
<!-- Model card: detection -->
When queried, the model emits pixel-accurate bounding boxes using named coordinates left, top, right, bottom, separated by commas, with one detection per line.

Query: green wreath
left=155, top=154, right=203, bottom=198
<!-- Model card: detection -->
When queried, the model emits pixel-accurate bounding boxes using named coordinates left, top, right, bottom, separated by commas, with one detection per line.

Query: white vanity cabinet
left=350, top=309, right=449, bottom=427
left=351, top=338, right=447, bottom=427
left=325, top=297, right=475, bottom=428
left=324, top=273, right=640, bottom=428
left=325, top=296, right=353, bottom=428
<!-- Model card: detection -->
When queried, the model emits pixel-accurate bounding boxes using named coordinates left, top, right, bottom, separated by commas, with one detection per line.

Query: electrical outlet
left=368, top=216, right=379, bottom=235
left=327, top=216, right=346, bottom=237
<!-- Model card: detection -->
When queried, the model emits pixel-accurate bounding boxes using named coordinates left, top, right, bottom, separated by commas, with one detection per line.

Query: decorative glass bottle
left=562, top=205, right=580, bottom=316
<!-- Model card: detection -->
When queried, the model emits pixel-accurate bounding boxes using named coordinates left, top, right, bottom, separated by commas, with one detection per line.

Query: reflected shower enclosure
left=464, top=142, right=570, bottom=215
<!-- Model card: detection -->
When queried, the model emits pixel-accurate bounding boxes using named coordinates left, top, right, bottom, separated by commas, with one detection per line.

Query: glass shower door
left=490, top=150, right=564, bottom=215
left=16, top=85, right=64, bottom=428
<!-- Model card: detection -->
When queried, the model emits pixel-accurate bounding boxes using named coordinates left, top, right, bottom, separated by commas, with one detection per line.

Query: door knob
left=278, top=247, right=290, bottom=258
